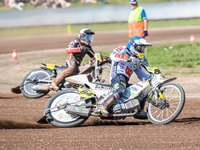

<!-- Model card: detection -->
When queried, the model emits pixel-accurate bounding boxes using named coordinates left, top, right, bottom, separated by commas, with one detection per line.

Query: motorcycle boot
left=134, top=110, right=148, bottom=119
left=134, top=99, right=147, bottom=119
left=50, top=81, right=59, bottom=91
left=94, top=96, right=115, bottom=117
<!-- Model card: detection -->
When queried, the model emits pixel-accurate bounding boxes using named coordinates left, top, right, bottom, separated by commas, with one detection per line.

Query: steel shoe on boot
left=32, top=84, right=59, bottom=92
left=94, top=105, right=109, bottom=117
left=50, top=82, right=59, bottom=91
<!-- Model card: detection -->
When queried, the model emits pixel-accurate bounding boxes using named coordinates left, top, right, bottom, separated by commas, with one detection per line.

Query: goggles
left=135, top=45, right=146, bottom=53
left=84, top=34, right=93, bottom=42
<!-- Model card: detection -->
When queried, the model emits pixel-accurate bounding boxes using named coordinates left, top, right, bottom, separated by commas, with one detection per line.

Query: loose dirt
left=0, top=26, right=200, bottom=150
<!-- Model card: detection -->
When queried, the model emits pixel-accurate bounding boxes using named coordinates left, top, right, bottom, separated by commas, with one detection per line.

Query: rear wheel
left=21, top=69, right=52, bottom=98
left=46, top=89, right=89, bottom=127
left=147, top=83, right=185, bottom=124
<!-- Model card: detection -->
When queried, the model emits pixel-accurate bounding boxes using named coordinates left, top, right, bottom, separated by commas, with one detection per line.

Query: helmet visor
left=84, top=34, right=93, bottom=42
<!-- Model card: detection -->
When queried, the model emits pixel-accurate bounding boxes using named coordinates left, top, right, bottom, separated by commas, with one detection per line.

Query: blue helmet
left=130, top=0, right=137, bottom=3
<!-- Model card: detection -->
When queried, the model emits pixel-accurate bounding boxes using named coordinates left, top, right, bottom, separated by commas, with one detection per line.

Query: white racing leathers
left=110, top=46, right=150, bottom=82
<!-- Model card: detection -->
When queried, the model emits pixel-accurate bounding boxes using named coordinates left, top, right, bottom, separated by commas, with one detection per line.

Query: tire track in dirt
left=0, top=119, right=52, bottom=129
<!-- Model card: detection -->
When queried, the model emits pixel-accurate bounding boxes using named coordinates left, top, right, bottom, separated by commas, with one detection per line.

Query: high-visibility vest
left=128, top=6, right=145, bottom=38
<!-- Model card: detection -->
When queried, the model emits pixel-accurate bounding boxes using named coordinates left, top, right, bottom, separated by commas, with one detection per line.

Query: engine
left=112, top=99, right=140, bottom=114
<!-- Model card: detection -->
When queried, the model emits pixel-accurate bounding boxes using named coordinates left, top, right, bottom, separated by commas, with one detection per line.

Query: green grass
left=29, top=42, right=200, bottom=75
left=147, top=42, right=200, bottom=68
left=1, top=18, right=200, bottom=37
left=43, top=42, right=200, bottom=70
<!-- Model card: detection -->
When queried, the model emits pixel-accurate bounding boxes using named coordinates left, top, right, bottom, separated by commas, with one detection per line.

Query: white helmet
left=133, top=38, right=152, bottom=53
left=127, top=36, right=152, bottom=59
left=79, top=28, right=95, bottom=45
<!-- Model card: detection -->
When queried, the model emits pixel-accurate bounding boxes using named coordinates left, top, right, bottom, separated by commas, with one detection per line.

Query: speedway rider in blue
left=95, top=36, right=152, bottom=118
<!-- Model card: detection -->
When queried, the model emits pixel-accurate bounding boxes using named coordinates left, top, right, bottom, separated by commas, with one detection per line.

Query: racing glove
left=80, top=46, right=88, bottom=53
left=128, top=56, right=138, bottom=65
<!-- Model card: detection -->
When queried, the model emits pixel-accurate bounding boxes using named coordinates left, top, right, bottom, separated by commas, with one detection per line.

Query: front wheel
left=21, top=69, right=52, bottom=98
left=147, top=83, right=185, bottom=124
left=97, top=63, right=111, bottom=84
left=46, top=89, right=89, bottom=127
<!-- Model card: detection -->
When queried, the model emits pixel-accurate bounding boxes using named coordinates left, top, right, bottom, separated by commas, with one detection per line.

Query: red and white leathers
left=110, top=46, right=150, bottom=82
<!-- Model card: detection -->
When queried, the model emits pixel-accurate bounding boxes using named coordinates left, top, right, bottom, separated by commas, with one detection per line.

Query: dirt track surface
left=0, top=26, right=200, bottom=149
left=1, top=26, right=200, bottom=54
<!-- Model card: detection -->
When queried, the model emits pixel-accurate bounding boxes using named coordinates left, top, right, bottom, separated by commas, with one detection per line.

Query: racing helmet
left=79, top=28, right=95, bottom=45
left=127, top=36, right=152, bottom=59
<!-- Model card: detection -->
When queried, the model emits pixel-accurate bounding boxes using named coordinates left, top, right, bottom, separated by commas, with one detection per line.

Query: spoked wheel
left=97, top=63, right=111, bottom=84
left=147, top=83, right=185, bottom=124
left=46, top=89, right=89, bottom=127
left=21, top=69, right=52, bottom=98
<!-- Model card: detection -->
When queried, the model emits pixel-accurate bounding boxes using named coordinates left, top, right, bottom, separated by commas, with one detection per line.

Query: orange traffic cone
left=12, top=49, right=18, bottom=61
left=190, top=34, right=195, bottom=43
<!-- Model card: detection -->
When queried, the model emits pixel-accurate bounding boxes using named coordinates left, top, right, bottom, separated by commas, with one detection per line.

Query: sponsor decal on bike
left=58, top=113, right=64, bottom=120
left=135, top=83, right=143, bottom=88
left=78, top=88, right=94, bottom=98
left=94, top=84, right=112, bottom=91
left=46, top=64, right=55, bottom=70
left=130, top=86, right=139, bottom=92
left=63, top=94, right=77, bottom=101
left=130, top=92, right=136, bottom=98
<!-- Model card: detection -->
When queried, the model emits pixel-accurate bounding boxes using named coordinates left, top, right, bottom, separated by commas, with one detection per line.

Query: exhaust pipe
left=65, top=105, right=91, bottom=117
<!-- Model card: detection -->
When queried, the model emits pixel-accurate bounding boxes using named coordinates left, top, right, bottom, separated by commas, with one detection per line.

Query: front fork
left=93, top=60, right=101, bottom=82
left=147, top=88, right=167, bottom=109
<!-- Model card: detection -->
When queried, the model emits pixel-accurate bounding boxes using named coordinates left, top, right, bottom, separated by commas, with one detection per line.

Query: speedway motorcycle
left=12, top=53, right=111, bottom=99
left=38, top=64, right=185, bottom=127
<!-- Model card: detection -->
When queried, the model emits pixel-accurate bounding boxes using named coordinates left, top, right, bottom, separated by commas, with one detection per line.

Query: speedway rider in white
left=95, top=36, right=152, bottom=118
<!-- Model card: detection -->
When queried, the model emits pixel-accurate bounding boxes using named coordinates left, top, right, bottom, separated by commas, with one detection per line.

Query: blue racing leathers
left=97, top=46, right=150, bottom=109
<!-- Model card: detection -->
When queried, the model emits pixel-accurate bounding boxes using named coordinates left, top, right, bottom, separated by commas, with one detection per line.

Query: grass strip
left=1, top=18, right=200, bottom=37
